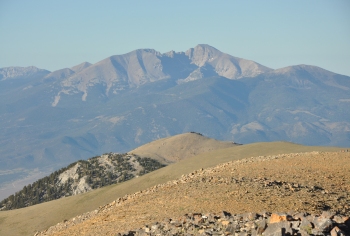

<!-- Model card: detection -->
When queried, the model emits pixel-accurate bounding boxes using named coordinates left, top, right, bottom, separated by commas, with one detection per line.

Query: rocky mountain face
left=0, top=153, right=165, bottom=210
left=0, top=44, right=349, bottom=200
left=51, top=44, right=270, bottom=106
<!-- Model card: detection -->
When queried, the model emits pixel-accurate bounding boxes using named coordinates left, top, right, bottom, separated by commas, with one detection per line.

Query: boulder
left=269, top=213, right=292, bottom=223
left=263, top=221, right=293, bottom=236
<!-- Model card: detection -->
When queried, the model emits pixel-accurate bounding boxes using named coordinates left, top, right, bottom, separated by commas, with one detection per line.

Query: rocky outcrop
left=0, top=153, right=165, bottom=211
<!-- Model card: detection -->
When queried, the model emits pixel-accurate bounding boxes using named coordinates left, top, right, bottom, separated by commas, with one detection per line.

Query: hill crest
left=129, top=132, right=240, bottom=163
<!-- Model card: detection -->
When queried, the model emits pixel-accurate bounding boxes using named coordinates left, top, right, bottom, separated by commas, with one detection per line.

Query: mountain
left=51, top=44, right=270, bottom=105
left=229, top=64, right=350, bottom=145
left=0, top=44, right=349, bottom=200
left=70, top=61, right=92, bottom=73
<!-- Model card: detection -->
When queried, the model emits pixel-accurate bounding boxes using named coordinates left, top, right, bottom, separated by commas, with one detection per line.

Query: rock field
left=117, top=211, right=350, bottom=236
left=37, top=151, right=350, bottom=235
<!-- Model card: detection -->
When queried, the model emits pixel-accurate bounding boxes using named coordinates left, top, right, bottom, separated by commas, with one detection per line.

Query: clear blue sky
left=1, top=0, right=350, bottom=76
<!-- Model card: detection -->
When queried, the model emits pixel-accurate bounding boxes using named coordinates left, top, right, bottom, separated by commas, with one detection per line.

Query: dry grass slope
left=0, top=141, right=345, bottom=236
left=129, top=132, right=239, bottom=163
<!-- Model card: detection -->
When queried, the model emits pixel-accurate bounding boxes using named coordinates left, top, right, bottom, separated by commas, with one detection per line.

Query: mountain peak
left=124, top=48, right=161, bottom=57
left=194, top=44, right=220, bottom=51
left=184, top=44, right=271, bottom=79
left=186, top=44, right=222, bottom=67
left=70, top=62, right=92, bottom=73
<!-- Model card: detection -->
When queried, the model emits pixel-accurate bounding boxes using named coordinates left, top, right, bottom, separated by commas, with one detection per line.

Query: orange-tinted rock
left=330, top=226, right=346, bottom=236
left=269, top=213, right=290, bottom=223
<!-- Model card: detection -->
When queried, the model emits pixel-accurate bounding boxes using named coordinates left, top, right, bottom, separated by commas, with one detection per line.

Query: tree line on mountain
left=0, top=153, right=165, bottom=211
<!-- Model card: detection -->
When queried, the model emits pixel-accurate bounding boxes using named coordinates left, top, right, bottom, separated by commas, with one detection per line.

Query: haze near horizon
left=0, top=0, right=350, bottom=76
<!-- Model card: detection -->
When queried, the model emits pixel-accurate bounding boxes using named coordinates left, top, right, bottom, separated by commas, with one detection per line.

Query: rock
left=193, top=213, right=204, bottom=224
left=293, top=212, right=307, bottom=220
left=257, top=219, right=267, bottom=234
left=321, top=210, right=336, bottom=219
left=151, top=224, right=158, bottom=231
left=242, top=212, right=258, bottom=221
left=298, top=229, right=311, bottom=236
left=313, top=217, right=333, bottom=232
left=330, top=226, right=347, bottom=236
left=300, top=217, right=313, bottom=231
left=345, top=217, right=350, bottom=227
left=269, top=213, right=290, bottom=223
left=221, top=220, right=231, bottom=226
left=225, top=224, right=237, bottom=234
left=236, top=233, right=249, bottom=236
left=263, top=221, right=293, bottom=236
left=333, top=215, right=346, bottom=224
left=222, top=210, right=232, bottom=219
left=291, top=220, right=300, bottom=229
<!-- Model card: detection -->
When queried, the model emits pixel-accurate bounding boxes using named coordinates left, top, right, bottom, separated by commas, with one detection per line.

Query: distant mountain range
left=1, top=44, right=349, bottom=200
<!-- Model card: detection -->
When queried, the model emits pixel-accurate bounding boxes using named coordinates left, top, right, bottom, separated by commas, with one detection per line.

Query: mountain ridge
left=50, top=44, right=271, bottom=105
left=0, top=66, right=50, bottom=81
left=1, top=44, right=349, bottom=201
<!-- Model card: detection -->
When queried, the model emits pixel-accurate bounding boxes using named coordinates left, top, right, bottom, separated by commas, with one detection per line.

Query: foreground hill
left=0, top=142, right=344, bottom=236
left=39, top=151, right=350, bottom=236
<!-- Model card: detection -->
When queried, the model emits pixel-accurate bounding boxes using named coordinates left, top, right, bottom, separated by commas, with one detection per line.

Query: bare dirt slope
left=128, top=132, right=239, bottom=164
left=40, top=151, right=350, bottom=235
left=0, top=142, right=345, bottom=236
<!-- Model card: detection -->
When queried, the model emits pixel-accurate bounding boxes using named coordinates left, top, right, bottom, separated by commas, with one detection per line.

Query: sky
left=1, top=0, right=350, bottom=76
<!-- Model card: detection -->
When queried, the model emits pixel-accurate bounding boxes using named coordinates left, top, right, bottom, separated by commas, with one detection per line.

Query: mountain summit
left=185, top=44, right=271, bottom=79
left=51, top=45, right=271, bottom=105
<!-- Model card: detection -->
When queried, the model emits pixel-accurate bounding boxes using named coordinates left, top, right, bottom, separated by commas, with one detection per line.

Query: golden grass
left=129, top=132, right=238, bottom=163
